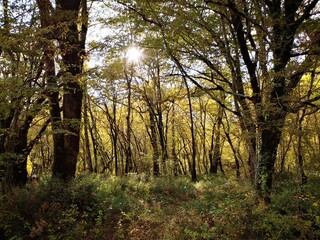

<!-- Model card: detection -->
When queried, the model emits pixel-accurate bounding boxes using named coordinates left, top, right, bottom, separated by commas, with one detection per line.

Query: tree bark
left=124, top=64, right=134, bottom=174
left=227, top=0, right=318, bottom=203
left=223, top=125, right=240, bottom=178
left=171, top=101, right=180, bottom=176
left=210, top=105, right=223, bottom=174
left=88, top=102, right=98, bottom=173
left=183, top=77, right=197, bottom=181
left=256, top=115, right=284, bottom=203
left=83, top=92, right=93, bottom=172
left=104, top=98, right=119, bottom=175
left=149, top=108, right=160, bottom=176
left=296, top=111, right=308, bottom=185
left=37, top=0, right=66, bottom=179
left=51, top=0, right=86, bottom=180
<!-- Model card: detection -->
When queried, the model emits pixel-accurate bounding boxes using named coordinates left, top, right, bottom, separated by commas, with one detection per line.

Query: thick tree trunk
left=44, top=40, right=65, bottom=178
left=37, top=0, right=65, bottom=179
left=38, top=0, right=85, bottom=180
left=60, top=55, right=83, bottom=180
left=51, top=0, right=85, bottom=180
left=256, top=115, right=285, bottom=203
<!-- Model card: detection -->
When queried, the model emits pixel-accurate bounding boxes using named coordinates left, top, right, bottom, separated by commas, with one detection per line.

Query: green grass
left=0, top=173, right=319, bottom=239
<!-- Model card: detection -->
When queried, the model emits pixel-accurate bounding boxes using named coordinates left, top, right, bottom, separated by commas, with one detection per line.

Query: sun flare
left=126, top=46, right=143, bottom=63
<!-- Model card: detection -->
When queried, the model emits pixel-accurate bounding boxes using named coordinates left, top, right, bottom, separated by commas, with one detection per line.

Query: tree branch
left=25, top=118, right=51, bottom=155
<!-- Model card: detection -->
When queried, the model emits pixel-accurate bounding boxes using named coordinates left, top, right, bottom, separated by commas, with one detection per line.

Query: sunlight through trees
left=0, top=0, right=319, bottom=205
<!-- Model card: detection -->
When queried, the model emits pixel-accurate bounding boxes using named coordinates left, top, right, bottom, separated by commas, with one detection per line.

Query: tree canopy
left=0, top=0, right=319, bottom=204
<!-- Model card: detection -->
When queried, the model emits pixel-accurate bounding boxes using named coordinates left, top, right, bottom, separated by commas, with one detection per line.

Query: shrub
left=0, top=173, right=319, bottom=239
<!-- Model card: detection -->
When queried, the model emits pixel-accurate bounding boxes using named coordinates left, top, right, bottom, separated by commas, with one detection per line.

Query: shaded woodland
left=0, top=0, right=320, bottom=239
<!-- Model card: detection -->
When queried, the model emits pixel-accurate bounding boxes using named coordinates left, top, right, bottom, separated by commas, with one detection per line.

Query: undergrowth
left=0, top=173, right=319, bottom=239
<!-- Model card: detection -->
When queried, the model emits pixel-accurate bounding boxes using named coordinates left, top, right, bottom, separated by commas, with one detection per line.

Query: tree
left=124, top=57, right=135, bottom=173
left=0, top=0, right=48, bottom=188
left=37, top=0, right=88, bottom=180
left=134, top=48, right=173, bottom=176
left=83, top=90, right=94, bottom=172
left=117, top=0, right=320, bottom=202
left=209, top=103, right=224, bottom=175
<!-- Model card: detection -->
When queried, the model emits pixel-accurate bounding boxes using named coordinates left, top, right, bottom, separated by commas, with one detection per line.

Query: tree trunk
left=297, top=112, right=307, bottom=185
left=224, top=126, right=240, bottom=178
left=38, top=0, right=86, bottom=180
left=3, top=101, right=43, bottom=187
left=112, top=98, right=119, bottom=175
left=149, top=108, right=160, bottom=176
left=83, top=92, right=93, bottom=172
left=152, top=62, right=167, bottom=174
left=104, top=98, right=119, bottom=175
left=209, top=125, right=215, bottom=174
left=171, top=102, right=179, bottom=176
left=211, top=105, right=223, bottom=174
left=184, top=77, right=197, bottom=181
left=1, top=117, right=35, bottom=189
left=256, top=115, right=285, bottom=203
left=0, top=115, right=14, bottom=186
left=51, top=0, right=86, bottom=180
left=201, top=102, right=208, bottom=174
left=125, top=65, right=134, bottom=174
left=88, top=104, right=99, bottom=173
left=279, top=134, right=293, bottom=173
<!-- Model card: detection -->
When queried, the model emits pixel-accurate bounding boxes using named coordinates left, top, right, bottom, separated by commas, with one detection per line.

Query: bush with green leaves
left=0, top=173, right=319, bottom=239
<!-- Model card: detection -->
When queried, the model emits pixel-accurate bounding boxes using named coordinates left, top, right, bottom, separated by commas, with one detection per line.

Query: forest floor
left=1, top=173, right=320, bottom=239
